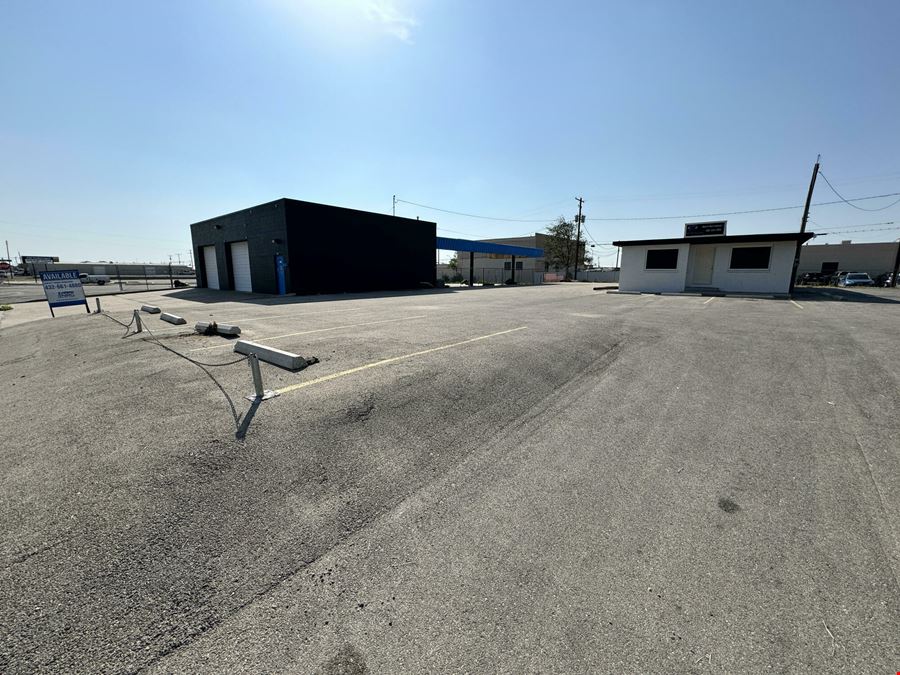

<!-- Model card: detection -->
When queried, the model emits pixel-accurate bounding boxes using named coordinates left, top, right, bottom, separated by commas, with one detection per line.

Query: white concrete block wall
left=710, top=240, right=796, bottom=294
left=619, top=240, right=799, bottom=294
left=618, top=244, right=689, bottom=292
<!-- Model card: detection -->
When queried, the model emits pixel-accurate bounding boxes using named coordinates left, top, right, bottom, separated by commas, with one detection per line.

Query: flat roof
left=436, top=236, right=544, bottom=257
left=612, top=232, right=815, bottom=247
left=191, top=198, right=436, bottom=227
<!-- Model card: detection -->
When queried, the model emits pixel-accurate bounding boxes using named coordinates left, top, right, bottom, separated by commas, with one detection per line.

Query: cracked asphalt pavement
left=1, top=284, right=898, bottom=672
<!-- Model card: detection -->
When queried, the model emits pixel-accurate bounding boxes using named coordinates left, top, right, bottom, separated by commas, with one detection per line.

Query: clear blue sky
left=2, top=0, right=899, bottom=265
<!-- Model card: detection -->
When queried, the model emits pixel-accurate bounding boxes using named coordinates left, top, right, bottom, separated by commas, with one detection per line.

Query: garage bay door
left=230, top=241, right=252, bottom=292
left=202, top=245, right=219, bottom=290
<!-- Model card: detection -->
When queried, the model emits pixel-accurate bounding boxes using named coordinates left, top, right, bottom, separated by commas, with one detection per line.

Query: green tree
left=447, top=255, right=458, bottom=270
left=543, top=216, right=588, bottom=279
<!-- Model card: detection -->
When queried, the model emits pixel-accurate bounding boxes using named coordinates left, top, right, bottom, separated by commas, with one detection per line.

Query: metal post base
left=245, top=390, right=279, bottom=402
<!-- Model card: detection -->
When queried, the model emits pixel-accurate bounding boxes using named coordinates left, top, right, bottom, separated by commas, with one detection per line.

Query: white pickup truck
left=79, top=273, right=110, bottom=285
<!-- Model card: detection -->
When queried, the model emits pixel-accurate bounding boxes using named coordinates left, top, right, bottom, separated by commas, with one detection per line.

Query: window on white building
left=730, top=246, right=771, bottom=270
left=646, top=249, right=679, bottom=269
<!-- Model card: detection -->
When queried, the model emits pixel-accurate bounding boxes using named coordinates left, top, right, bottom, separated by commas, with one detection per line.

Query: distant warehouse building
left=613, top=222, right=814, bottom=296
left=797, top=239, right=900, bottom=279
left=191, top=198, right=436, bottom=295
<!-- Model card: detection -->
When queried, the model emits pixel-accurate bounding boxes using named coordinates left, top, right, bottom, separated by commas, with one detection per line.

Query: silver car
left=838, top=272, right=875, bottom=287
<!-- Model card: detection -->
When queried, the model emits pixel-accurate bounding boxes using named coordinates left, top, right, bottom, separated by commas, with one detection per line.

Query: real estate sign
left=39, top=270, right=89, bottom=316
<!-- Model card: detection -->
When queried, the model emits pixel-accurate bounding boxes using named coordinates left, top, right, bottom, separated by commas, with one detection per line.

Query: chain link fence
left=436, top=266, right=544, bottom=286
left=19, top=262, right=196, bottom=291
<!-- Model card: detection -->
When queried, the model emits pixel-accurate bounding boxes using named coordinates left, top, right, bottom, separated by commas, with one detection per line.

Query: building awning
left=612, top=232, right=815, bottom=247
left=436, top=236, right=543, bottom=257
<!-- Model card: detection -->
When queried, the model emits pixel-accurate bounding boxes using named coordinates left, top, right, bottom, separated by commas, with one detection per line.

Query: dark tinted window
left=730, top=246, right=771, bottom=269
left=646, top=248, right=678, bottom=269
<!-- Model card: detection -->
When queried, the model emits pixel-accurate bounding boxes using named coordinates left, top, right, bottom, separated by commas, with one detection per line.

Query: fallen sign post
left=233, top=339, right=318, bottom=371
left=39, top=270, right=89, bottom=317
left=245, top=353, right=278, bottom=401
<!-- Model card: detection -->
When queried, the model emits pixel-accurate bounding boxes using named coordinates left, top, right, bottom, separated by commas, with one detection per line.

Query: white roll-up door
left=203, top=245, right=219, bottom=290
left=230, top=241, right=252, bottom=292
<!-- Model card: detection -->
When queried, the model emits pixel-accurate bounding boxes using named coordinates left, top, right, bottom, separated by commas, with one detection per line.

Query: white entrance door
left=203, top=245, right=219, bottom=290
left=689, top=246, right=716, bottom=286
left=230, top=241, right=252, bottom=292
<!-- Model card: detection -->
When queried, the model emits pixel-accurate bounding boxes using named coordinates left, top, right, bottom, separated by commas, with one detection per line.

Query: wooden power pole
left=573, top=197, right=584, bottom=281
left=788, top=156, right=820, bottom=294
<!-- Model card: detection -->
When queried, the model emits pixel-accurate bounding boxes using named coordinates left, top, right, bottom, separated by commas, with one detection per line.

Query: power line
left=813, top=225, right=900, bottom=236
left=587, top=170, right=900, bottom=204
left=586, top=193, right=900, bottom=221
left=397, top=190, right=900, bottom=226
left=816, top=171, right=900, bottom=212
left=396, top=199, right=549, bottom=223
left=810, top=220, right=894, bottom=231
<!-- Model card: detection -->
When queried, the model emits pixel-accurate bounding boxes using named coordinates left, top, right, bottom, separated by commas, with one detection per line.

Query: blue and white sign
left=40, top=270, right=88, bottom=315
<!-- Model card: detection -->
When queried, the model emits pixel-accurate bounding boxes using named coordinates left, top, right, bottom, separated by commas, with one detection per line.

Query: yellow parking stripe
left=275, top=326, right=528, bottom=395
left=790, top=300, right=803, bottom=310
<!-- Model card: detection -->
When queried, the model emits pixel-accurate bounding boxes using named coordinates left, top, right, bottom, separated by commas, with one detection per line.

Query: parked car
left=79, top=273, right=110, bottom=285
left=838, top=272, right=875, bottom=287
left=875, top=272, right=896, bottom=287
left=797, top=272, right=830, bottom=286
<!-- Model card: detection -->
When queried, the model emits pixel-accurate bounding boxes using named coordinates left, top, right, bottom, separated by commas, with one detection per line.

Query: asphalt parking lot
left=1, top=284, right=898, bottom=673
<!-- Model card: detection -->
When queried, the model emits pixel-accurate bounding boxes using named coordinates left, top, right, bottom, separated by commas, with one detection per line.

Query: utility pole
left=393, top=195, right=397, bottom=217
left=573, top=197, right=585, bottom=281
left=188, top=248, right=194, bottom=268
left=788, top=156, right=820, bottom=294
left=890, top=238, right=900, bottom=288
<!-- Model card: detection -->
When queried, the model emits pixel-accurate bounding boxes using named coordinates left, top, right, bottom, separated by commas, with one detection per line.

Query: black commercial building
left=190, top=199, right=436, bottom=295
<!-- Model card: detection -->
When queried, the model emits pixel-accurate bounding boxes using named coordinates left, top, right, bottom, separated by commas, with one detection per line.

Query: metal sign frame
left=684, top=221, right=727, bottom=238
left=39, top=269, right=90, bottom=317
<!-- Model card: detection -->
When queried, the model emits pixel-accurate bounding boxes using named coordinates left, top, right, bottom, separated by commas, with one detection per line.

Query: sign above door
left=685, top=221, right=727, bottom=237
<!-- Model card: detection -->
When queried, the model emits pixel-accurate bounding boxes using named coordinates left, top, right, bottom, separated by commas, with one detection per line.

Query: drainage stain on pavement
left=319, top=643, right=368, bottom=674
left=717, top=497, right=740, bottom=513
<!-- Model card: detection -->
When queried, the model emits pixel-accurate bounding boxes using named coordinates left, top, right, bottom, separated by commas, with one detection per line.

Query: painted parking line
left=275, top=326, right=528, bottom=396
left=703, top=296, right=716, bottom=305
left=231, top=307, right=365, bottom=322
left=790, top=300, right=804, bottom=310
left=187, top=315, right=428, bottom=352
